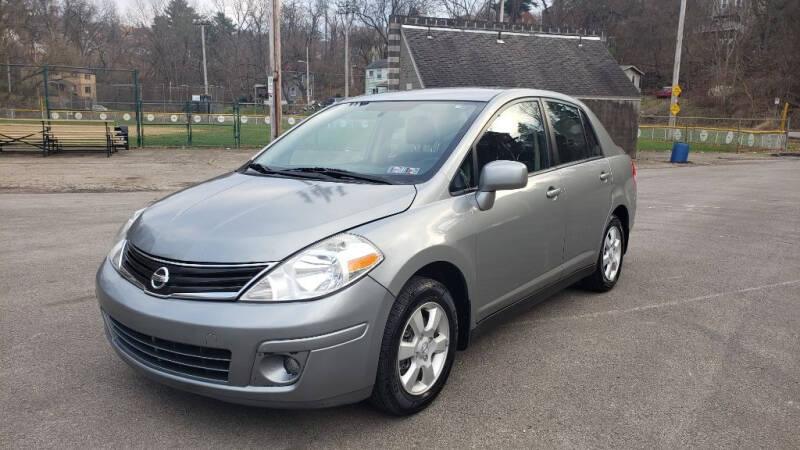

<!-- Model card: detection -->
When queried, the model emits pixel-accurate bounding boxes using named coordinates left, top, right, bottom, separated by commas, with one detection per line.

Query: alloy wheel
left=602, top=225, right=623, bottom=281
left=397, top=301, right=450, bottom=395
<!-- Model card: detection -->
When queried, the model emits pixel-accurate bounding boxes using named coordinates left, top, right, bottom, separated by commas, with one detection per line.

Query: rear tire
left=370, top=276, right=458, bottom=415
left=582, top=216, right=625, bottom=292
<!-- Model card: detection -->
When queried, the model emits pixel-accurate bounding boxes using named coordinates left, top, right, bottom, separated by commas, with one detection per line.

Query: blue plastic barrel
left=670, top=142, right=690, bottom=163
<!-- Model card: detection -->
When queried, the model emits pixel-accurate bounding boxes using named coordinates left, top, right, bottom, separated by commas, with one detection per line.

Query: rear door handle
left=546, top=187, right=562, bottom=199
left=599, top=171, right=611, bottom=182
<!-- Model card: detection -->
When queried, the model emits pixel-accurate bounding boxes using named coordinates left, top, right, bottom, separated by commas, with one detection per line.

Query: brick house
left=49, top=71, right=97, bottom=107
left=386, top=16, right=642, bottom=156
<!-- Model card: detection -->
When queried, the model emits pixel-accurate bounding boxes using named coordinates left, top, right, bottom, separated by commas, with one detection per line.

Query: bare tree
left=354, top=0, right=431, bottom=52
left=439, top=0, right=489, bottom=19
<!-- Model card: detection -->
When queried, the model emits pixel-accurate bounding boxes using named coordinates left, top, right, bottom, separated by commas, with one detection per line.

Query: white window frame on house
left=377, top=71, right=383, bottom=80
left=720, top=0, right=729, bottom=8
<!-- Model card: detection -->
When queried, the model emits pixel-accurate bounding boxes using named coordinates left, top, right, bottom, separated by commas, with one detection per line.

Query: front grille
left=106, top=315, right=232, bottom=383
left=121, top=243, right=269, bottom=299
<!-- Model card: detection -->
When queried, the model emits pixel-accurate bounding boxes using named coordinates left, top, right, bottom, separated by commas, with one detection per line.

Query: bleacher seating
left=0, top=119, right=129, bottom=156
left=0, top=122, right=53, bottom=155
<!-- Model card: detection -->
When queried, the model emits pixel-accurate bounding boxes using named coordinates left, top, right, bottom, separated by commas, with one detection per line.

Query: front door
left=469, top=100, right=567, bottom=321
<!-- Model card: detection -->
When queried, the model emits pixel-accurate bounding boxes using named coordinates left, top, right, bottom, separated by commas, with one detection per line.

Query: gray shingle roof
left=367, top=58, right=388, bottom=69
left=402, top=27, right=640, bottom=99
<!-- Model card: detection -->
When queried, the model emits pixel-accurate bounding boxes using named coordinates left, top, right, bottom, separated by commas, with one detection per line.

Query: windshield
left=252, top=100, right=484, bottom=184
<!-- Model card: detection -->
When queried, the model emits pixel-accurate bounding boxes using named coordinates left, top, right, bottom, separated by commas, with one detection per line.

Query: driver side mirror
left=475, top=160, right=528, bottom=211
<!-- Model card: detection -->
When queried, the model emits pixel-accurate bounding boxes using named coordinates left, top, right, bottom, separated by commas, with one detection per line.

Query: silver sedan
left=97, top=88, right=636, bottom=415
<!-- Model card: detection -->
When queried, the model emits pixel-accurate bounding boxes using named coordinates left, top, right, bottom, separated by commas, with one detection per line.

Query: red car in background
left=655, top=86, right=672, bottom=98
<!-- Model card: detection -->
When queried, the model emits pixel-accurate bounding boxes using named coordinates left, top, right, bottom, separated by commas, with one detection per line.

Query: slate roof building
left=365, top=58, right=389, bottom=94
left=387, top=16, right=641, bottom=156
left=619, top=65, right=645, bottom=91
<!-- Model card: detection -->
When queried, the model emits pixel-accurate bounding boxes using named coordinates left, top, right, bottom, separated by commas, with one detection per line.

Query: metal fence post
left=138, top=100, right=145, bottom=147
left=684, top=122, right=689, bottom=144
left=735, top=120, right=741, bottom=153
left=185, top=101, right=192, bottom=147
left=234, top=101, right=240, bottom=148
left=133, top=69, right=142, bottom=147
left=41, top=67, right=51, bottom=119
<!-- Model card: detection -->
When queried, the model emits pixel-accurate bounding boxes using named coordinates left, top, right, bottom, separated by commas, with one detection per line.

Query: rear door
left=543, top=101, right=613, bottom=274
left=460, top=99, right=567, bottom=321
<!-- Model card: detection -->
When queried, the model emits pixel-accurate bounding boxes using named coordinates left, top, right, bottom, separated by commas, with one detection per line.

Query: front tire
left=370, top=276, right=458, bottom=415
left=582, top=216, right=625, bottom=292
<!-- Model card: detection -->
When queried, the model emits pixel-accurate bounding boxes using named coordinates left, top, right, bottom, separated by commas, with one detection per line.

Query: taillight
left=631, top=159, right=637, bottom=186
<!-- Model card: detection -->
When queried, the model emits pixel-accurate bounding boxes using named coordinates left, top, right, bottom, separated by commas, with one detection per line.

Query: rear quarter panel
left=607, top=153, right=637, bottom=231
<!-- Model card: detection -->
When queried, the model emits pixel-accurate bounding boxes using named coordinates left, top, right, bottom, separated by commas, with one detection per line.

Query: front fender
left=353, top=196, right=478, bottom=327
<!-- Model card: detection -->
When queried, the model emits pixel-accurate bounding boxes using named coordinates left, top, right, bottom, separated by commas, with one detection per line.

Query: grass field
left=1, top=117, right=301, bottom=149
left=137, top=123, right=296, bottom=147
left=637, top=126, right=786, bottom=152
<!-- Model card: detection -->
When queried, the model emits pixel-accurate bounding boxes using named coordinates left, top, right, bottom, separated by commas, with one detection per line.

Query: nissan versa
left=97, top=88, right=636, bottom=415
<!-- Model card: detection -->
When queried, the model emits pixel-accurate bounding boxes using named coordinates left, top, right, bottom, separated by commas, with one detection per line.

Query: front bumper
left=96, top=259, right=395, bottom=408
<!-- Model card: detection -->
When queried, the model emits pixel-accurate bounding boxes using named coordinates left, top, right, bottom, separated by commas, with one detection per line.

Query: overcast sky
left=108, top=0, right=542, bottom=26
left=109, top=0, right=223, bottom=24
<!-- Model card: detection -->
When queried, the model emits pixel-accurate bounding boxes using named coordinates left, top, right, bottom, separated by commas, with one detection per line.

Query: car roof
left=345, top=87, right=581, bottom=104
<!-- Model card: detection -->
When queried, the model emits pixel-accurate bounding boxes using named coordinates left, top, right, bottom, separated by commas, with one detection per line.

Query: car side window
left=545, top=101, right=594, bottom=164
left=581, top=111, right=603, bottom=157
left=474, top=101, right=550, bottom=184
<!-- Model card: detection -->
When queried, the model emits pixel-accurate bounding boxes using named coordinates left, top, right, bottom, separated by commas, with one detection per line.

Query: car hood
left=128, top=172, right=416, bottom=263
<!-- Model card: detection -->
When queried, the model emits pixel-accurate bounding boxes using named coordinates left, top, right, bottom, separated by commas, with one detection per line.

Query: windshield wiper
left=246, top=162, right=327, bottom=180
left=285, top=167, right=393, bottom=184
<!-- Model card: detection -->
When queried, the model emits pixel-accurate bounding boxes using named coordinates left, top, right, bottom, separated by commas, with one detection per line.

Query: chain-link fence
left=638, top=115, right=790, bottom=151
left=1, top=64, right=312, bottom=149
left=1, top=64, right=144, bottom=145
left=137, top=101, right=303, bottom=148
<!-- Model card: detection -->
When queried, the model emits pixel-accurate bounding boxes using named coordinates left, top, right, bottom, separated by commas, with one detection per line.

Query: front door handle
left=599, top=171, right=611, bottom=182
left=546, top=187, right=562, bottom=199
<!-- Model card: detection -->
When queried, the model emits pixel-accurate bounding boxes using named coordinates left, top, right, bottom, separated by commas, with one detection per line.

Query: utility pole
left=338, top=2, right=356, bottom=98
left=344, top=20, right=350, bottom=97
left=668, top=0, right=687, bottom=130
left=6, top=57, right=11, bottom=93
left=306, top=44, right=310, bottom=104
left=268, top=0, right=282, bottom=140
left=499, top=0, right=504, bottom=22
left=200, top=23, right=209, bottom=97
left=298, top=43, right=310, bottom=105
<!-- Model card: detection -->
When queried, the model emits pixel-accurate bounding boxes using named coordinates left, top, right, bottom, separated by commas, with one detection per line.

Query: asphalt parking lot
left=1, top=150, right=799, bottom=448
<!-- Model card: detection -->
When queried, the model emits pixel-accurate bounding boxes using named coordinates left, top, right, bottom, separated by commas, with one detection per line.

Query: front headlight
left=240, top=233, right=383, bottom=302
left=107, top=208, right=145, bottom=271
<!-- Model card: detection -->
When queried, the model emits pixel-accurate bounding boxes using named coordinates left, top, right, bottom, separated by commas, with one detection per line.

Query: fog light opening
left=258, top=353, right=305, bottom=385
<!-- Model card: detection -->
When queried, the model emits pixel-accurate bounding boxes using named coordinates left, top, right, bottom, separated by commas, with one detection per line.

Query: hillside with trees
left=0, top=0, right=797, bottom=119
